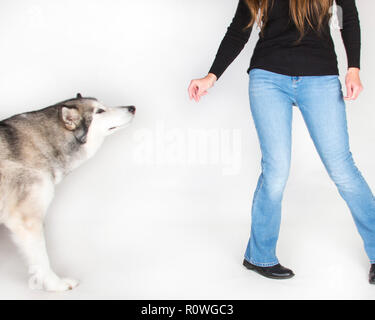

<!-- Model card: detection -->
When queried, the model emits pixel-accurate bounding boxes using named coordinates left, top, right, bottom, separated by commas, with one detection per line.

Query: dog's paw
left=29, top=271, right=79, bottom=292
left=60, top=278, right=79, bottom=291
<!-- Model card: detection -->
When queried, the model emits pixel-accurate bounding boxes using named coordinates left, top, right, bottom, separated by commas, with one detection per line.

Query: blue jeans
left=245, top=68, right=375, bottom=266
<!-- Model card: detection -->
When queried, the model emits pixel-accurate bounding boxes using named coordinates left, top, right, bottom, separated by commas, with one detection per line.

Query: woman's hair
left=245, top=0, right=334, bottom=40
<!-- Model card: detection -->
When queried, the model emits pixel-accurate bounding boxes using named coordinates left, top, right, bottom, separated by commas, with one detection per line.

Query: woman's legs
left=244, top=69, right=294, bottom=266
left=245, top=69, right=375, bottom=268
left=296, top=75, right=375, bottom=263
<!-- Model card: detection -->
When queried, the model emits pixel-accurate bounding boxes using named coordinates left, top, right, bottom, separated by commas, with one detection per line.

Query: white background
left=0, top=0, right=374, bottom=300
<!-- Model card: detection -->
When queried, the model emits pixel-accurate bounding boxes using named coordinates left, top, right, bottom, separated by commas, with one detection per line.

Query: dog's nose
left=127, top=106, right=136, bottom=114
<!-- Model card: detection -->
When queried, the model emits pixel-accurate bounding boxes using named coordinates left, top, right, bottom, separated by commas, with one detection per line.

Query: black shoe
left=369, top=264, right=375, bottom=284
left=243, top=259, right=295, bottom=280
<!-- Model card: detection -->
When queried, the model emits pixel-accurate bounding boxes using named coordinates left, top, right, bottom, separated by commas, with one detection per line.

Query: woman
left=188, top=0, right=375, bottom=283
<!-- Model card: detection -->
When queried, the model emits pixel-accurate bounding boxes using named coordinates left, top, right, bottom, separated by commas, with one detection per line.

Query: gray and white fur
left=0, top=94, right=135, bottom=291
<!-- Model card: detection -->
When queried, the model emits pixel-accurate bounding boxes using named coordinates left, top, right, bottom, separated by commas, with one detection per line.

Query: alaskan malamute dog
left=0, top=94, right=135, bottom=291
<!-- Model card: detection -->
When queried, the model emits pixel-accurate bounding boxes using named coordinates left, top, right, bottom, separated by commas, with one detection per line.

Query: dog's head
left=58, top=93, right=136, bottom=144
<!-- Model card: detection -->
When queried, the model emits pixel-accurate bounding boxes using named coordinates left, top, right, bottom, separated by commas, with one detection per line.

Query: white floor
left=0, top=180, right=374, bottom=300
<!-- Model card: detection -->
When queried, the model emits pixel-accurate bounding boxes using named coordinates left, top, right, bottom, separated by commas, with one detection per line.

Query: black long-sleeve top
left=209, top=0, right=361, bottom=79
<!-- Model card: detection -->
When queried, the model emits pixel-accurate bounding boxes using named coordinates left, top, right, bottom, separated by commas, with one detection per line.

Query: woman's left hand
left=344, top=67, right=363, bottom=101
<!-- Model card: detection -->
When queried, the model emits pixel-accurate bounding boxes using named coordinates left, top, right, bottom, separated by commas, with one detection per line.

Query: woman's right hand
left=188, top=73, right=217, bottom=102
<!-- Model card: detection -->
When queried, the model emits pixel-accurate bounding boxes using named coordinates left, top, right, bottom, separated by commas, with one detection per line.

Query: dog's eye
left=96, top=109, right=106, bottom=114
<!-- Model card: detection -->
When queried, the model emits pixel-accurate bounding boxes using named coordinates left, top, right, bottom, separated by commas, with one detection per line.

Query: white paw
left=29, top=270, right=79, bottom=292
left=59, top=278, right=80, bottom=291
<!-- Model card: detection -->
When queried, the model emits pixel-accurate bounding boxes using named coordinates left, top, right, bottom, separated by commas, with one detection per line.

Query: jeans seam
left=244, top=257, right=279, bottom=267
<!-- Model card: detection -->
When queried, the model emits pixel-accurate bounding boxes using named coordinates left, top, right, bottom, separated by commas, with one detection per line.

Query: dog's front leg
left=5, top=178, right=79, bottom=292
left=5, top=216, right=79, bottom=292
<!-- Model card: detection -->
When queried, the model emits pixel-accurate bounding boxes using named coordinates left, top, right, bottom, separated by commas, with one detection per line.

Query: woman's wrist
left=348, top=67, right=360, bottom=74
left=207, top=73, right=218, bottom=84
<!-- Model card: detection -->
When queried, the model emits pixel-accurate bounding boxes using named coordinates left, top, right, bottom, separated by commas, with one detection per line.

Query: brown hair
left=244, top=0, right=333, bottom=40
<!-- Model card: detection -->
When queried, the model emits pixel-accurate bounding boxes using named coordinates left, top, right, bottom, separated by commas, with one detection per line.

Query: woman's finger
left=194, top=87, right=202, bottom=102
left=194, top=85, right=200, bottom=101
left=191, top=84, right=197, bottom=101
left=195, top=91, right=200, bottom=102
left=188, top=81, right=195, bottom=100
left=351, top=85, right=362, bottom=100
left=188, top=86, right=193, bottom=100
left=345, top=83, right=354, bottom=100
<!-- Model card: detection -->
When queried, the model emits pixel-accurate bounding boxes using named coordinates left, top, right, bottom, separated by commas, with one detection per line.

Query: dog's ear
left=60, top=106, right=82, bottom=131
left=76, top=93, right=82, bottom=99
left=60, top=106, right=89, bottom=144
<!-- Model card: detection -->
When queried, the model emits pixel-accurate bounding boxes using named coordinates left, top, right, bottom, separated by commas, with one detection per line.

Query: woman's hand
left=188, top=73, right=217, bottom=102
left=344, top=67, right=363, bottom=101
